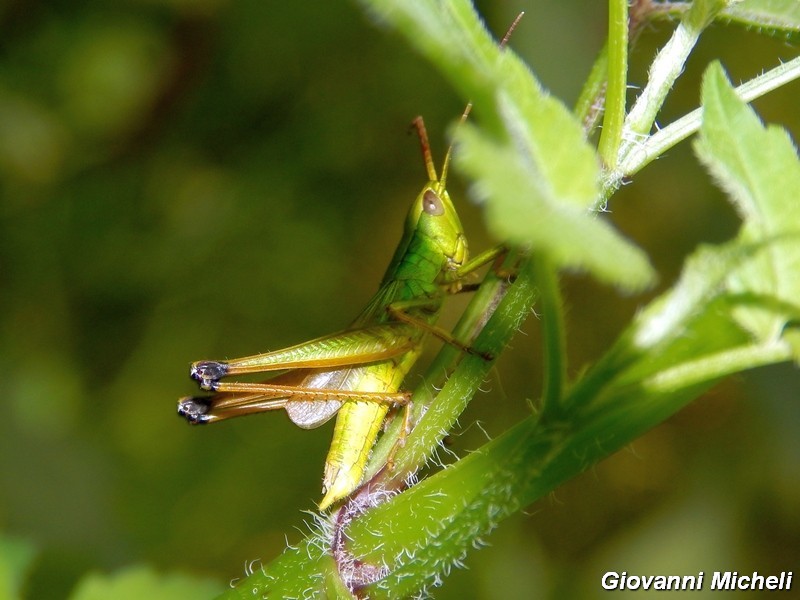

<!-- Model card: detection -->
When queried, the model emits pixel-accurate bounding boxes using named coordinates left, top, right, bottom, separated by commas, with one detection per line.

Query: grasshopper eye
left=422, top=190, right=444, bottom=216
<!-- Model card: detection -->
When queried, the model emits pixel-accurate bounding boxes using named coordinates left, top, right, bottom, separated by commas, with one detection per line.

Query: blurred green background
left=1, top=1, right=798, bottom=598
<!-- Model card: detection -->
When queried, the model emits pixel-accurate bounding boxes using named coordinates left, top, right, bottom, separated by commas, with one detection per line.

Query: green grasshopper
left=178, top=115, right=504, bottom=510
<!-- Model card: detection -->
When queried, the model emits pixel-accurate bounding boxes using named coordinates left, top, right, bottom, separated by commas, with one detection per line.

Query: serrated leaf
left=722, top=0, right=800, bottom=34
left=456, top=124, right=655, bottom=290
left=620, top=239, right=793, bottom=392
left=695, top=62, right=800, bottom=357
left=68, top=566, right=222, bottom=600
left=632, top=242, right=748, bottom=351
left=493, top=58, right=599, bottom=211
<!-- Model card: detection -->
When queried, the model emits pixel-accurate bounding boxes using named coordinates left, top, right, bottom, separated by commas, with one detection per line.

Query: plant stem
left=532, top=255, right=566, bottom=417
left=616, top=55, right=800, bottom=180
left=366, top=253, right=536, bottom=492
left=598, top=0, right=628, bottom=167
left=602, top=0, right=726, bottom=198
left=622, top=1, right=714, bottom=137
left=644, top=340, right=793, bottom=391
left=574, top=42, right=609, bottom=135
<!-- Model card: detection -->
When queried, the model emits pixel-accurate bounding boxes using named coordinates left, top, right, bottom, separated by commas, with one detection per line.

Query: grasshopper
left=179, top=13, right=523, bottom=510
left=178, top=115, right=504, bottom=510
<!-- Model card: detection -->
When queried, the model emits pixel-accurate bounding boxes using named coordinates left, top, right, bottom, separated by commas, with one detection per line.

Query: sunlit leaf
left=456, top=124, right=655, bottom=290
left=722, top=0, right=800, bottom=35
left=695, top=62, right=800, bottom=358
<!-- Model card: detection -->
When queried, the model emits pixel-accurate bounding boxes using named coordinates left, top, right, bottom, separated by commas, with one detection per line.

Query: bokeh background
left=1, top=1, right=798, bottom=598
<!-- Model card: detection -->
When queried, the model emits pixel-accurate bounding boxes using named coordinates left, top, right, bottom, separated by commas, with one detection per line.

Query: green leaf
left=695, top=62, right=800, bottom=358
left=630, top=242, right=750, bottom=352
left=456, top=124, right=655, bottom=291
left=69, top=566, right=222, bottom=600
left=722, top=0, right=800, bottom=35
left=0, top=535, right=36, bottom=600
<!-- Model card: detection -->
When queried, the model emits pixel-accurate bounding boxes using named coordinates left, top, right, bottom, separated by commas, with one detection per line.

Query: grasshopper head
left=380, top=116, right=470, bottom=287
left=408, top=115, right=470, bottom=273
left=412, top=182, right=468, bottom=272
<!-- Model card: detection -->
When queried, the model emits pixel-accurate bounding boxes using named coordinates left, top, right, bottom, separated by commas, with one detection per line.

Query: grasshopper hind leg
left=190, top=361, right=229, bottom=390
left=177, top=396, right=215, bottom=424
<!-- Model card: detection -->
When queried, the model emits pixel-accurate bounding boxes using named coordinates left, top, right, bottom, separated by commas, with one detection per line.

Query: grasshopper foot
left=190, top=361, right=229, bottom=389
left=177, top=396, right=215, bottom=424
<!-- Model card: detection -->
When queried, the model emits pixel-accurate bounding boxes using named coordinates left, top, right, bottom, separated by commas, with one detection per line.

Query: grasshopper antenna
left=500, top=11, right=525, bottom=47
left=439, top=12, right=525, bottom=188
left=410, top=116, right=439, bottom=182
